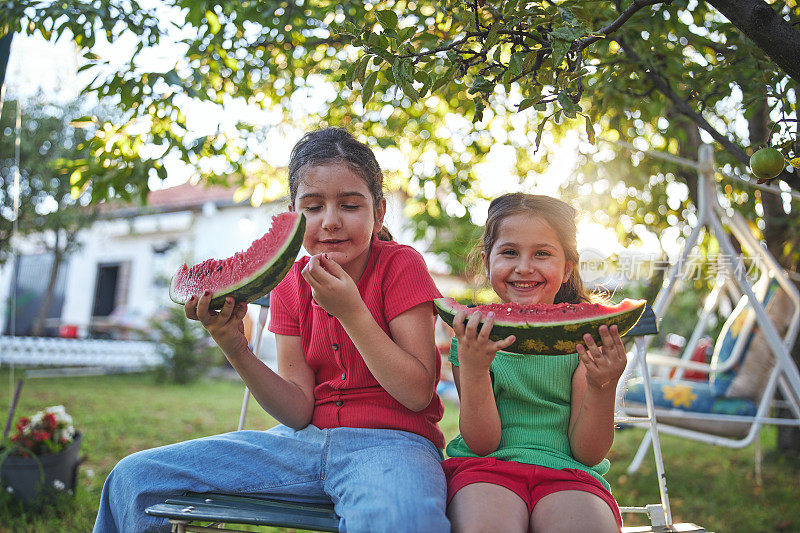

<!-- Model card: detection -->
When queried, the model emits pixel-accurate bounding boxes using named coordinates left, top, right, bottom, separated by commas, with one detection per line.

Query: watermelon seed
left=216, top=265, right=223, bottom=272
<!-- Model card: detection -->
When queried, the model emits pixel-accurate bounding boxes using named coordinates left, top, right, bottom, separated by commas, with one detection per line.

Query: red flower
left=15, top=417, right=29, bottom=432
left=43, top=412, right=58, bottom=430
left=33, top=430, right=51, bottom=442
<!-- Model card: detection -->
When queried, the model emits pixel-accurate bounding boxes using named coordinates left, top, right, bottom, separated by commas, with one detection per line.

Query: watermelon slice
left=434, top=297, right=647, bottom=355
left=169, top=212, right=305, bottom=310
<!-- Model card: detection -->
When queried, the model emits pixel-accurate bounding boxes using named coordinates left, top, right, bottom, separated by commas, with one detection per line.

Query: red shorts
left=442, top=456, right=623, bottom=529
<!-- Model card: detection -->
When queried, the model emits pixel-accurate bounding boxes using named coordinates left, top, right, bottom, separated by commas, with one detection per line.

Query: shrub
left=149, top=307, right=220, bottom=384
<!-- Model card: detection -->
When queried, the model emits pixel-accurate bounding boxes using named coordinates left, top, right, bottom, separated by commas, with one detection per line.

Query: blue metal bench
left=145, top=491, right=339, bottom=532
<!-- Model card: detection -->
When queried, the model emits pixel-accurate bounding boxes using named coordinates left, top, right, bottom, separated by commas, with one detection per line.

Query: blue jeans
left=93, top=424, right=449, bottom=533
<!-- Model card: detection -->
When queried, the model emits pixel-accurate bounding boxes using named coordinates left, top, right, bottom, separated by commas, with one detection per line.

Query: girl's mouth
left=508, top=281, right=542, bottom=289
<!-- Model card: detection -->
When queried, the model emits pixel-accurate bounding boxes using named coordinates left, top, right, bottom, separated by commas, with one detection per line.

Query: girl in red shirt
left=93, top=128, right=449, bottom=533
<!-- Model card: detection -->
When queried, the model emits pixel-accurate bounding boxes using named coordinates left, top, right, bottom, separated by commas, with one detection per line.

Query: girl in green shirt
left=443, top=193, right=625, bottom=532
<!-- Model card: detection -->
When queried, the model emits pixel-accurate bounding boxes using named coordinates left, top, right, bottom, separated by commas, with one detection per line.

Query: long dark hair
left=288, top=127, right=392, bottom=241
left=476, top=193, right=589, bottom=304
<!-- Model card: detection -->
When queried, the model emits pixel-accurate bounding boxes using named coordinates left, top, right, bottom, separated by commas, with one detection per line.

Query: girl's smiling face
left=483, top=213, right=574, bottom=306
left=293, top=162, right=385, bottom=280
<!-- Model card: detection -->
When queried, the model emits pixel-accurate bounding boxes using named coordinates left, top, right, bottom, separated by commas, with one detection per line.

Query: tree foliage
left=0, top=97, right=98, bottom=264
left=2, top=1, right=799, bottom=274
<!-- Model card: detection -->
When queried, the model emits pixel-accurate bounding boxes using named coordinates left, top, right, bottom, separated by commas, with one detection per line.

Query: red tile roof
left=146, top=182, right=237, bottom=209
left=98, top=181, right=243, bottom=215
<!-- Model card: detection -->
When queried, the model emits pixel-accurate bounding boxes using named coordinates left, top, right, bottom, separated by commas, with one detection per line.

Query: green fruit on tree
left=749, top=147, right=785, bottom=180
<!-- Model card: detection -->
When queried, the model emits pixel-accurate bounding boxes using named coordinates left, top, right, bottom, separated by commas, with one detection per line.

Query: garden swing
left=613, top=144, right=800, bottom=531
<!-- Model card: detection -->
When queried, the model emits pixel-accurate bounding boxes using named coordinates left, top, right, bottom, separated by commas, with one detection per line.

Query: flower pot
left=1, top=432, right=82, bottom=502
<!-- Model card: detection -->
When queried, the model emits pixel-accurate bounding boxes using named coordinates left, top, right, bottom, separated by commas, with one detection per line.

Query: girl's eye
left=342, top=204, right=360, bottom=210
left=536, top=250, right=552, bottom=257
left=303, top=205, right=322, bottom=212
left=500, top=249, right=517, bottom=256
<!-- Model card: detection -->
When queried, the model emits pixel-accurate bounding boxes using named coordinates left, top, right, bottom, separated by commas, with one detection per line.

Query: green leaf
left=376, top=10, right=398, bottom=30
left=493, top=45, right=503, bottom=63
left=508, top=53, right=524, bottom=77
left=401, top=80, right=419, bottom=99
left=473, top=99, right=486, bottom=122
left=503, top=0, right=520, bottom=17
left=430, top=68, right=455, bottom=93
left=485, top=21, right=501, bottom=51
left=550, top=25, right=584, bottom=41
left=399, top=27, right=416, bottom=42
left=535, top=116, right=547, bottom=149
left=470, top=76, right=494, bottom=95
left=550, top=39, right=570, bottom=68
left=557, top=91, right=572, bottom=111
left=392, top=58, right=413, bottom=84
left=518, top=98, right=536, bottom=111
left=356, top=55, right=370, bottom=87
left=345, top=60, right=358, bottom=89
left=584, top=114, right=596, bottom=144
left=362, top=71, right=379, bottom=104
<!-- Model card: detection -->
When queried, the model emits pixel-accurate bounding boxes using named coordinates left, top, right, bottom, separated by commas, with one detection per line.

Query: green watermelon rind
left=434, top=297, right=646, bottom=355
left=169, top=214, right=306, bottom=310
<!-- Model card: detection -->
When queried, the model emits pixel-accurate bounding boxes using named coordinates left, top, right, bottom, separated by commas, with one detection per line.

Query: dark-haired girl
left=94, top=128, right=449, bottom=533
left=443, top=193, right=625, bottom=532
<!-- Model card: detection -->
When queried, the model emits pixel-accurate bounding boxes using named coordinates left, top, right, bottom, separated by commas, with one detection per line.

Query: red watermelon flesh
left=169, top=211, right=305, bottom=309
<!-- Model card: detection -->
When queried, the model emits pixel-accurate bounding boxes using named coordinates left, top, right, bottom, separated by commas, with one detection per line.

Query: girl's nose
left=321, top=207, right=341, bottom=231
left=515, top=256, right=535, bottom=273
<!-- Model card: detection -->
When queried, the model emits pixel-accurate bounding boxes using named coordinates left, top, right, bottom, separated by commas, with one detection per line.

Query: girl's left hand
left=301, top=253, right=363, bottom=318
left=576, top=324, right=627, bottom=392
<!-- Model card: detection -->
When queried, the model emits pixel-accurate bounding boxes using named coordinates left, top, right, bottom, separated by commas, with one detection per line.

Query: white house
left=0, top=181, right=462, bottom=357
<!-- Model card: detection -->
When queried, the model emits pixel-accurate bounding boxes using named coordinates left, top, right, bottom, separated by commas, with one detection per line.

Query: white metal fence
left=0, top=336, right=160, bottom=370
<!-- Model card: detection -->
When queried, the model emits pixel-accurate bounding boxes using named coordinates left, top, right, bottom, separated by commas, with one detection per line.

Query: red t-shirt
left=268, top=238, right=445, bottom=448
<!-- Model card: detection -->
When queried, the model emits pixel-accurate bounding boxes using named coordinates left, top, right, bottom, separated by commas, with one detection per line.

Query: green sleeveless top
left=446, top=338, right=611, bottom=490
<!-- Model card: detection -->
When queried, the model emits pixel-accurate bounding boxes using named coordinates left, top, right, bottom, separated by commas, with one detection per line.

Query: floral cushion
left=708, top=280, right=776, bottom=396
left=624, top=378, right=756, bottom=416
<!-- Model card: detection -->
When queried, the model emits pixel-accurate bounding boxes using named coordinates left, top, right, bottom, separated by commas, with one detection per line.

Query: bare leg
left=448, top=482, right=529, bottom=533
left=530, top=490, right=619, bottom=533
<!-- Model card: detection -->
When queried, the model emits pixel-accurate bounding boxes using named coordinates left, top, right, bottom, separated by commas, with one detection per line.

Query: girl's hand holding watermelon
left=185, top=292, right=250, bottom=357
left=575, top=324, right=626, bottom=392
left=452, top=309, right=515, bottom=375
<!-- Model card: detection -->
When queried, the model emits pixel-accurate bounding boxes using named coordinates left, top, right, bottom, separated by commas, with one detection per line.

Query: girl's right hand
left=452, top=309, right=515, bottom=374
left=185, top=291, right=250, bottom=357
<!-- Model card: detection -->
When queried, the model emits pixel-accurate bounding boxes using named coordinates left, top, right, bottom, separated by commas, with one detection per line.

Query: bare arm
left=187, top=293, right=316, bottom=430
left=302, top=254, right=437, bottom=411
left=568, top=325, right=627, bottom=466
left=451, top=310, right=515, bottom=456
left=452, top=365, right=502, bottom=456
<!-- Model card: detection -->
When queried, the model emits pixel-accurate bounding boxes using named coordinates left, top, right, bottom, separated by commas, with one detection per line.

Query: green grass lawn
left=0, top=369, right=798, bottom=532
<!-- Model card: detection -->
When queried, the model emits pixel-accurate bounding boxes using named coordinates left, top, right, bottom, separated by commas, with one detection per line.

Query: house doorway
left=92, top=264, right=120, bottom=317
left=90, top=261, right=130, bottom=338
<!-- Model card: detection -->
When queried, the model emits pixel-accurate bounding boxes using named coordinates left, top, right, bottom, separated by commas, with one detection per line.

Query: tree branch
left=616, top=37, right=800, bottom=190
left=579, top=0, right=668, bottom=51
left=705, top=0, right=800, bottom=84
